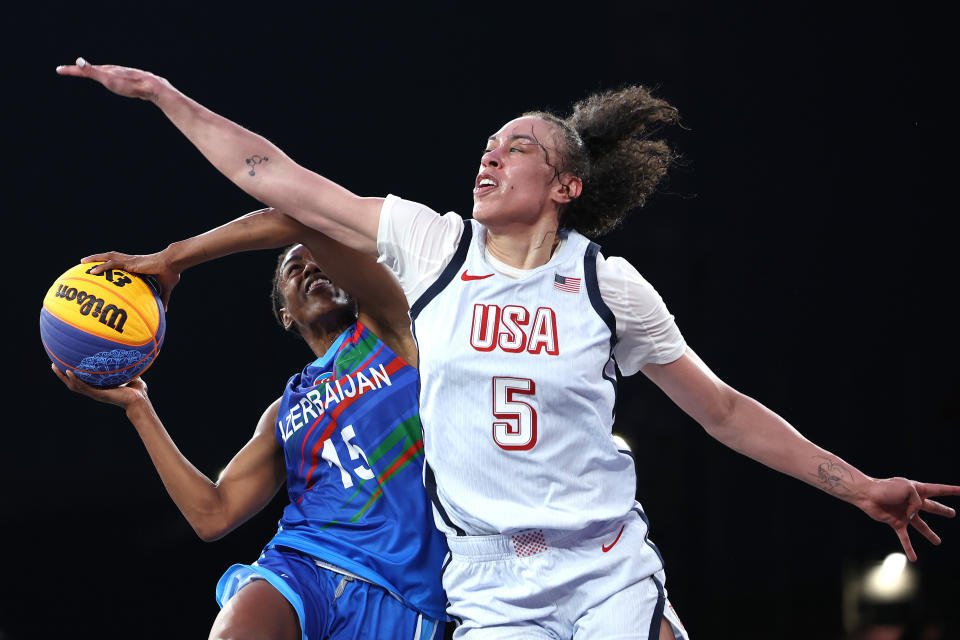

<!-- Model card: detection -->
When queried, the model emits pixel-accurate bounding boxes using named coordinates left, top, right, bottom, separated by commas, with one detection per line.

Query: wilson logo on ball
left=52, top=285, right=128, bottom=334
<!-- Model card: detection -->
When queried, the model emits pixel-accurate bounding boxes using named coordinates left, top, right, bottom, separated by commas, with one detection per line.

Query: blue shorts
left=216, top=545, right=442, bottom=640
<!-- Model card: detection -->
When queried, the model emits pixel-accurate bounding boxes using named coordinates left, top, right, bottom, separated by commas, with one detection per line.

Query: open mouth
left=305, top=276, right=331, bottom=294
left=474, top=173, right=499, bottom=197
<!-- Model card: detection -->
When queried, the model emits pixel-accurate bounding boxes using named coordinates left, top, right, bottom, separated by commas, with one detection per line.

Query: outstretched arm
left=56, top=58, right=382, bottom=255
left=84, top=207, right=414, bottom=362
left=53, top=366, right=286, bottom=542
left=642, top=348, right=960, bottom=561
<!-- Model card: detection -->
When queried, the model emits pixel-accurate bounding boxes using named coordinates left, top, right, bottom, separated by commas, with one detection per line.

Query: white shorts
left=443, top=506, right=689, bottom=639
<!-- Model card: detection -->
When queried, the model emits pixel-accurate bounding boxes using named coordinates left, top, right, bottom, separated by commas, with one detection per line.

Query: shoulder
left=595, top=254, right=666, bottom=315
left=254, top=397, right=284, bottom=437
left=376, top=195, right=471, bottom=306
left=354, top=317, right=419, bottom=369
left=378, top=195, right=466, bottom=249
left=594, top=253, right=687, bottom=375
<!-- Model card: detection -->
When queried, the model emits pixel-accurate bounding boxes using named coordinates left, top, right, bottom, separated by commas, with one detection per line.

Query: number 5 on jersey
left=492, top=377, right=538, bottom=450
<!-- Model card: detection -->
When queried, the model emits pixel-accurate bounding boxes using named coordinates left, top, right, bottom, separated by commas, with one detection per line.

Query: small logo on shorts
left=511, top=530, right=548, bottom=557
left=602, top=525, right=626, bottom=552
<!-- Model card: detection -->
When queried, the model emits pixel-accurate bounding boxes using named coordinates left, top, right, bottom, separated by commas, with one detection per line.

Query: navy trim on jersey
left=411, top=220, right=473, bottom=320
left=633, top=507, right=665, bottom=569
left=648, top=575, right=667, bottom=640
left=410, top=219, right=473, bottom=537
left=439, top=553, right=463, bottom=626
left=424, top=460, right=466, bottom=536
left=584, top=242, right=616, bottom=338
left=584, top=241, right=619, bottom=419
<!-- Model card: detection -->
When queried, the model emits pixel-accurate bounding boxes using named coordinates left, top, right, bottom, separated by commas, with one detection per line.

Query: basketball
left=40, top=262, right=166, bottom=387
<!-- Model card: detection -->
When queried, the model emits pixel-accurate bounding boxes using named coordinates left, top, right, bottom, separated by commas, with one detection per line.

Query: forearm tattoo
left=245, top=155, right=269, bottom=176
left=809, top=456, right=855, bottom=497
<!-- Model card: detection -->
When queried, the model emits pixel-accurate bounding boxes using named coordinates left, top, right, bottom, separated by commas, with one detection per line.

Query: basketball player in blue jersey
left=61, top=58, right=960, bottom=639
left=53, top=218, right=448, bottom=640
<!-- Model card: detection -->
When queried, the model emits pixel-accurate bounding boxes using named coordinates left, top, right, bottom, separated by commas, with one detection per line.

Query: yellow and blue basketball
left=40, top=263, right=166, bottom=387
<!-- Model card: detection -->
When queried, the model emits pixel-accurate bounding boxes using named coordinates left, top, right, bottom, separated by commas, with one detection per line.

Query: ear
left=553, top=174, right=582, bottom=204
left=279, top=307, right=295, bottom=331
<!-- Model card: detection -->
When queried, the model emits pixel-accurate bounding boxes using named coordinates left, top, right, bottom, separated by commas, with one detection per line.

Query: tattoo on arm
left=809, top=456, right=855, bottom=497
left=245, top=155, right=269, bottom=176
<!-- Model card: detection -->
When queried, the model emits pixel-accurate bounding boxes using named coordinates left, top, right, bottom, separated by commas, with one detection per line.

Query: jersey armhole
left=585, top=243, right=620, bottom=419
left=410, top=221, right=474, bottom=320
left=584, top=243, right=617, bottom=347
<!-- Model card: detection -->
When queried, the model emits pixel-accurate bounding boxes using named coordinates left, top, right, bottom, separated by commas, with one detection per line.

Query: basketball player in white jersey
left=60, top=58, right=960, bottom=639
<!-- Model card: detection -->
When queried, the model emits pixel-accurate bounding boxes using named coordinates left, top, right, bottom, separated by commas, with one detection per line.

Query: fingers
left=50, top=362, right=70, bottom=386
left=51, top=362, right=76, bottom=387
left=905, top=490, right=923, bottom=525
left=894, top=525, right=918, bottom=563
left=86, top=259, right=120, bottom=275
left=920, top=498, right=956, bottom=518
left=51, top=363, right=78, bottom=387
left=81, top=254, right=131, bottom=275
left=918, top=482, right=960, bottom=498
left=56, top=58, right=120, bottom=88
left=81, top=252, right=117, bottom=265
left=909, top=514, right=942, bottom=546
left=50, top=363, right=87, bottom=393
left=55, top=57, right=92, bottom=77
left=55, top=66, right=86, bottom=77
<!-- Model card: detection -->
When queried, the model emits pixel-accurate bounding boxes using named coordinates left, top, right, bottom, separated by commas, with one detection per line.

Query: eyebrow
left=280, top=254, right=302, bottom=271
left=487, top=134, right=538, bottom=144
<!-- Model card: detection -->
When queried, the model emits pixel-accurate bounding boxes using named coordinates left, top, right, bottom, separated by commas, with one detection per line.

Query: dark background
left=5, top=2, right=957, bottom=638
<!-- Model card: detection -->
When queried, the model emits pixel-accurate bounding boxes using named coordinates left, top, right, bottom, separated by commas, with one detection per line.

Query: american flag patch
left=553, top=274, right=581, bottom=293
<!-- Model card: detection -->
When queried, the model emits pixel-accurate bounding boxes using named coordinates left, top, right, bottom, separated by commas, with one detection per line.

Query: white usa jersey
left=411, top=219, right=639, bottom=535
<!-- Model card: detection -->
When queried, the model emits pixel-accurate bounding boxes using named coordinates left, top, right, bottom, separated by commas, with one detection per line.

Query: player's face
left=278, top=245, right=352, bottom=329
left=472, top=116, right=565, bottom=229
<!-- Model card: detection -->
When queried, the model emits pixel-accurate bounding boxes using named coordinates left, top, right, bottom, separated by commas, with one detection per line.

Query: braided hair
left=524, top=85, right=679, bottom=237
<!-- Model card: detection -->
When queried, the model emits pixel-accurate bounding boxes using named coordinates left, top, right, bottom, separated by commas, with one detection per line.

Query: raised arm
left=85, top=206, right=414, bottom=361
left=52, top=366, right=286, bottom=542
left=642, top=348, right=960, bottom=561
left=56, top=58, right=381, bottom=254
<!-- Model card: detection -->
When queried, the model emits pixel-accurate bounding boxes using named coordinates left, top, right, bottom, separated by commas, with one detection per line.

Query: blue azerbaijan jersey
left=269, top=321, right=448, bottom=620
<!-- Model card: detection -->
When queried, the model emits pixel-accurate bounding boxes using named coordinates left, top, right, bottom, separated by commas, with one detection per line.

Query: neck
left=484, top=216, right=562, bottom=270
left=302, top=313, right=356, bottom=358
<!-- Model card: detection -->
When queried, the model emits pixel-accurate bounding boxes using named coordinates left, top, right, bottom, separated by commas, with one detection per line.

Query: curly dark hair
left=524, top=85, right=679, bottom=237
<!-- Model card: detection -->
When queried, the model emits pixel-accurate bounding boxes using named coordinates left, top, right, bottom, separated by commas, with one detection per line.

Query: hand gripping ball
left=40, top=263, right=165, bottom=387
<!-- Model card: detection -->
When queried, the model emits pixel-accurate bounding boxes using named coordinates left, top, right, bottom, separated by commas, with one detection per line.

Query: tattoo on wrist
left=245, top=155, right=269, bottom=176
left=810, top=456, right=854, bottom=497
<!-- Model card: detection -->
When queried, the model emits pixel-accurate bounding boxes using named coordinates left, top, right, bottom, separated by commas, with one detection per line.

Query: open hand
left=56, top=57, right=170, bottom=102
left=51, top=363, right=149, bottom=411
left=82, top=250, right=180, bottom=311
left=861, top=476, right=960, bottom=561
